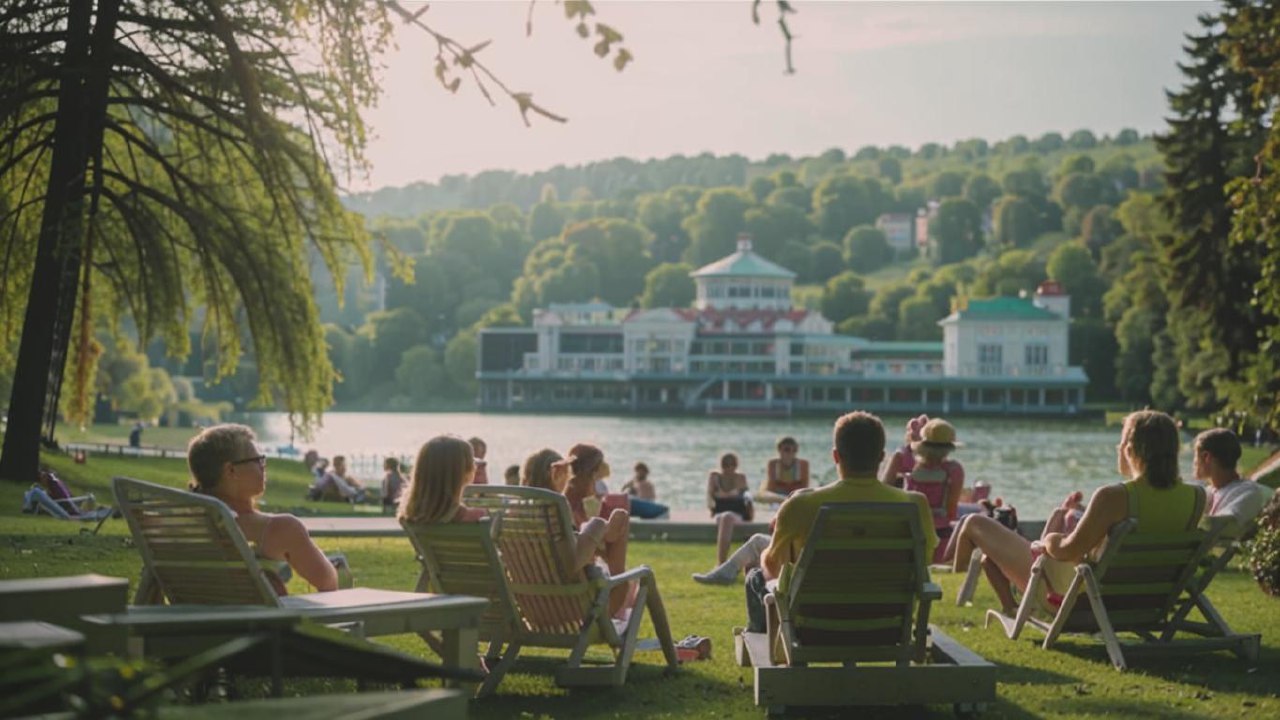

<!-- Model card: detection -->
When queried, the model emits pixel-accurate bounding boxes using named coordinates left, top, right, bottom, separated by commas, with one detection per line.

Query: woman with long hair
left=948, top=410, right=1205, bottom=614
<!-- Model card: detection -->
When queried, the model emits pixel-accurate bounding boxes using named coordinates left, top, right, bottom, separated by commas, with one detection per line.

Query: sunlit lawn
left=3, top=454, right=1279, bottom=718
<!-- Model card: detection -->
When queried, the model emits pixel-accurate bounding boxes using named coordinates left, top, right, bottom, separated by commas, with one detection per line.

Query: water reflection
left=245, top=412, right=1196, bottom=519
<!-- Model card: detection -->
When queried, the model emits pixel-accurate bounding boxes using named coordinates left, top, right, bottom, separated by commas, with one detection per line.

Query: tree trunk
left=0, top=0, right=119, bottom=483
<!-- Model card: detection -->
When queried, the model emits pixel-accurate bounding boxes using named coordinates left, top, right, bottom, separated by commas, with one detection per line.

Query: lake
left=246, top=411, right=1197, bottom=520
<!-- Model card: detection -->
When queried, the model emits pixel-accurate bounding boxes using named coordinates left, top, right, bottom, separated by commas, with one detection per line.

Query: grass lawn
left=4, top=455, right=1279, bottom=718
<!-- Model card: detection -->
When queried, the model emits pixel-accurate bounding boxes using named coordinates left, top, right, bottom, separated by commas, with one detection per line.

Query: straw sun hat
left=911, top=418, right=962, bottom=450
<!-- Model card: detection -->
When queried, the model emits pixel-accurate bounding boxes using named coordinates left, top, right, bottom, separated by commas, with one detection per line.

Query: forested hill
left=342, top=130, right=1158, bottom=218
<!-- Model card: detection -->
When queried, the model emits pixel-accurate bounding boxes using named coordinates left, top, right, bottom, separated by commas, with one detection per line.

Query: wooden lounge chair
left=734, top=502, right=995, bottom=715
left=407, top=485, right=678, bottom=691
left=112, top=476, right=487, bottom=679
left=984, top=517, right=1261, bottom=670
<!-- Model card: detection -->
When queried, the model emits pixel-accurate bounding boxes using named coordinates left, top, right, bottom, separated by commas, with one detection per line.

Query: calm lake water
left=246, top=412, right=1198, bottom=520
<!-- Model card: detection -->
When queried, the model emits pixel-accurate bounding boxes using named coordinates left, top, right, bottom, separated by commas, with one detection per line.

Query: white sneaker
left=691, top=563, right=738, bottom=585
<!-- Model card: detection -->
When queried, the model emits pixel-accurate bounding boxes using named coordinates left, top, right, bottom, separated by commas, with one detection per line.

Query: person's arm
left=798, top=459, right=810, bottom=488
left=763, top=459, right=779, bottom=493
left=1043, top=485, right=1127, bottom=563
left=881, top=452, right=904, bottom=485
left=908, top=491, right=938, bottom=561
left=270, top=515, right=339, bottom=592
left=944, top=461, right=965, bottom=522
left=761, top=502, right=798, bottom=580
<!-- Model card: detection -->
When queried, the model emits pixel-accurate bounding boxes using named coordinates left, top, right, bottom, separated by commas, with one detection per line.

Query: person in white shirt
left=1193, top=428, right=1273, bottom=533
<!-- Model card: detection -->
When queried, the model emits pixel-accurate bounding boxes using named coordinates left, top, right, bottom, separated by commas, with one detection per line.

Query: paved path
left=302, top=509, right=773, bottom=542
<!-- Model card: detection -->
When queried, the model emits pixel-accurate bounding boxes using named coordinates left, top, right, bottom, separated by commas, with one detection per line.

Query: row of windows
left=555, top=357, right=625, bottom=372
left=691, top=340, right=776, bottom=356
left=631, top=338, right=688, bottom=355
left=559, top=333, right=623, bottom=354
left=690, top=360, right=777, bottom=374
left=702, top=284, right=791, bottom=299
left=978, top=343, right=1049, bottom=366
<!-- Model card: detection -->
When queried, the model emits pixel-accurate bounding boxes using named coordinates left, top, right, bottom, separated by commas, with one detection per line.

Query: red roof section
left=1037, top=280, right=1065, bottom=296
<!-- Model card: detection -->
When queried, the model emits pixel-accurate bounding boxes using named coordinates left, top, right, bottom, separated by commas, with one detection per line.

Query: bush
left=1249, top=493, right=1280, bottom=598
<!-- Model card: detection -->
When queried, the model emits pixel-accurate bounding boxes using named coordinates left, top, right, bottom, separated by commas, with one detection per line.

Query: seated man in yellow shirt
left=745, top=410, right=937, bottom=632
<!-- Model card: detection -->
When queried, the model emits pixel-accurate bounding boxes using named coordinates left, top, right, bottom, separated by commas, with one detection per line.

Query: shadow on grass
left=1015, top=634, right=1279, bottom=696
left=1050, top=697, right=1226, bottom=718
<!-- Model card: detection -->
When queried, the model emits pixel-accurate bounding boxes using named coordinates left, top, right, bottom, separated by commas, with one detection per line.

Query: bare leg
left=715, top=512, right=740, bottom=564
left=982, top=556, right=1018, bottom=615
left=952, top=515, right=1034, bottom=600
left=694, top=533, right=770, bottom=584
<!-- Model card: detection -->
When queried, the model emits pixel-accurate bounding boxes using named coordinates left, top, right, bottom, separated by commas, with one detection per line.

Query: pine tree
left=1155, top=2, right=1267, bottom=411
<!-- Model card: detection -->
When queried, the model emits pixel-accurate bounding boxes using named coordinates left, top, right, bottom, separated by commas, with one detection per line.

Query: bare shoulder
left=264, top=512, right=309, bottom=538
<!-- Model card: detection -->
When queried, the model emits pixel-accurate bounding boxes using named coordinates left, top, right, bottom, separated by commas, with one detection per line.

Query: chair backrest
left=112, top=476, right=279, bottom=606
left=400, top=518, right=518, bottom=638
left=782, top=502, right=928, bottom=664
left=464, top=486, right=600, bottom=639
left=1058, top=516, right=1225, bottom=633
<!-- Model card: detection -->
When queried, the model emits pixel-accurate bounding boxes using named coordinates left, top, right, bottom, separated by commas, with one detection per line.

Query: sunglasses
left=232, top=455, right=267, bottom=469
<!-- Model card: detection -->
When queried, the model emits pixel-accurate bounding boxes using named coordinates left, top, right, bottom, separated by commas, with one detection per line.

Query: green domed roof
left=691, top=239, right=796, bottom=279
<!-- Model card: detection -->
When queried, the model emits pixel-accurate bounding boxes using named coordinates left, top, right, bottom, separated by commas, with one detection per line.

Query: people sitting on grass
left=381, top=457, right=406, bottom=512
left=708, top=452, right=752, bottom=566
left=755, top=436, right=810, bottom=505
left=743, top=411, right=936, bottom=632
left=188, top=423, right=338, bottom=593
left=309, top=454, right=367, bottom=503
left=946, top=410, right=1205, bottom=615
left=904, top=418, right=966, bottom=549
left=1193, top=428, right=1273, bottom=532
left=621, top=462, right=669, bottom=519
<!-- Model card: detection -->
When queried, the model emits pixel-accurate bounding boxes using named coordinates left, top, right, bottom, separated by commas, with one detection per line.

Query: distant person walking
left=128, top=422, right=144, bottom=448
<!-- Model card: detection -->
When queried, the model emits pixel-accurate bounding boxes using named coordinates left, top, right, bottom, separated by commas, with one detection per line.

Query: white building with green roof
left=476, top=238, right=1088, bottom=416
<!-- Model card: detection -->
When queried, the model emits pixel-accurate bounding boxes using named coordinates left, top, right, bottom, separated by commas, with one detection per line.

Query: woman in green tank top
left=947, top=410, right=1204, bottom=614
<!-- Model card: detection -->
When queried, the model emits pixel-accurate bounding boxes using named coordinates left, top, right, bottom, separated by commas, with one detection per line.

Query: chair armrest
left=605, top=565, right=654, bottom=588
left=921, top=582, right=943, bottom=601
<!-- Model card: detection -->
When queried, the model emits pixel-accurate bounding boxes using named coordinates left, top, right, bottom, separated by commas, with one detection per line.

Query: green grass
left=57, top=422, right=207, bottom=450
left=4, top=454, right=1280, bottom=718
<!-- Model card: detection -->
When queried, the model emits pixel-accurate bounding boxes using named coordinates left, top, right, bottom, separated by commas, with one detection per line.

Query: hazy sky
left=352, top=1, right=1209, bottom=192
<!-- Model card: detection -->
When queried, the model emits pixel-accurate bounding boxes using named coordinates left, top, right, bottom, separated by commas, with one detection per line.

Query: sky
left=350, top=1, right=1210, bottom=192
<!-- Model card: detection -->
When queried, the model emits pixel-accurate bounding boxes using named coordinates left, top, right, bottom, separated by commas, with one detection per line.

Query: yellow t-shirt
left=764, top=474, right=938, bottom=576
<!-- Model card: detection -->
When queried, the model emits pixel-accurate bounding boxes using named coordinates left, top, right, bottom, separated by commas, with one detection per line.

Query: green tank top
left=1122, top=478, right=1204, bottom=533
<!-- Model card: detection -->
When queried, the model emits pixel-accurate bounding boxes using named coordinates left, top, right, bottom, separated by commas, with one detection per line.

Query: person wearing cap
left=881, top=414, right=929, bottom=488
left=903, top=418, right=966, bottom=549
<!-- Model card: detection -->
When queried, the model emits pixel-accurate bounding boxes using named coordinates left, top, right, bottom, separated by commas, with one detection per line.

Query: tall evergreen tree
left=1155, top=2, right=1267, bottom=412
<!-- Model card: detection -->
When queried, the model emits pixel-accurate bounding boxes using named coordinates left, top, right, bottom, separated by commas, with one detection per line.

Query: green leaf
left=613, top=48, right=633, bottom=72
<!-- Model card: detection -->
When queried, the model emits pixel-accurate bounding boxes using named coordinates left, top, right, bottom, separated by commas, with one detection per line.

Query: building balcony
left=954, top=363, right=1066, bottom=378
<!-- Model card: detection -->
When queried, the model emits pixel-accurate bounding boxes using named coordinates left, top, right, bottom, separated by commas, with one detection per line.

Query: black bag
left=711, top=496, right=754, bottom=522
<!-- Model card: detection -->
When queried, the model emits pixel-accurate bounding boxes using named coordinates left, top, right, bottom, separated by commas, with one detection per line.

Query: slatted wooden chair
left=401, top=517, right=522, bottom=696
left=446, top=485, right=679, bottom=688
left=112, top=476, right=485, bottom=678
left=984, top=517, right=1261, bottom=670
left=734, top=502, right=995, bottom=716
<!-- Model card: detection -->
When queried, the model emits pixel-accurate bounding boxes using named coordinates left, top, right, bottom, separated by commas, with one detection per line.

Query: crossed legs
left=714, top=511, right=742, bottom=564
left=577, top=509, right=633, bottom=617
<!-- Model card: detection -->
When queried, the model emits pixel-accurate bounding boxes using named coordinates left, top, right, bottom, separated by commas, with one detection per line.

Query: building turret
left=690, top=233, right=795, bottom=311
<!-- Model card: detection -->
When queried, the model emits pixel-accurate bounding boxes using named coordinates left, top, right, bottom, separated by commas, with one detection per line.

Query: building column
left=921, top=387, right=928, bottom=408
left=1004, top=387, right=1011, bottom=411
left=1038, top=388, right=1046, bottom=407
left=722, top=380, right=729, bottom=400
left=507, top=379, right=514, bottom=409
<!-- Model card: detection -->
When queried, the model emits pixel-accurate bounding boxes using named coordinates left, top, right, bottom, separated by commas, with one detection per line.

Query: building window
left=978, top=344, right=1002, bottom=375
left=1025, top=344, right=1048, bottom=366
